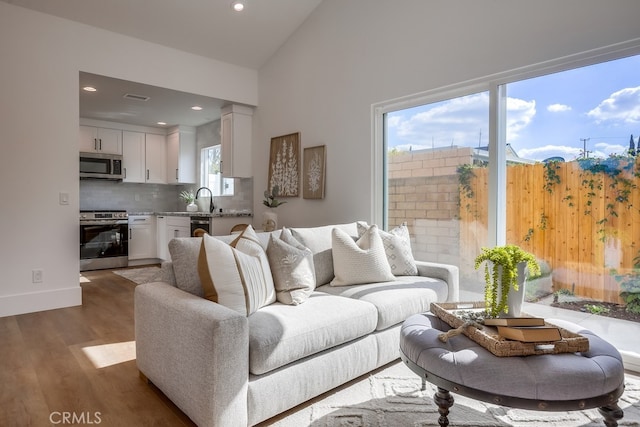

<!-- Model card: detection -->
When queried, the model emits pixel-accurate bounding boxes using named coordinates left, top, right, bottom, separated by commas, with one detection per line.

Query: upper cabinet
left=122, top=131, right=146, bottom=183
left=166, top=126, right=196, bottom=184
left=145, top=133, right=167, bottom=184
left=79, top=125, right=123, bottom=155
left=122, top=131, right=166, bottom=184
left=221, top=104, right=253, bottom=178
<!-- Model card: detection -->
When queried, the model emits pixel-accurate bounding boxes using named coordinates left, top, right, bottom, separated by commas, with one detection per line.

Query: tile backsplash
left=80, top=178, right=253, bottom=213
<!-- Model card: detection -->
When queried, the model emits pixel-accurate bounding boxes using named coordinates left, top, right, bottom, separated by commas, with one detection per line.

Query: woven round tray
left=430, top=302, right=590, bottom=357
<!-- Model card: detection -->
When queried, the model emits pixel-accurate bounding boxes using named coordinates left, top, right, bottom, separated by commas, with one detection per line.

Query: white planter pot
left=186, top=202, right=198, bottom=212
left=496, top=262, right=527, bottom=318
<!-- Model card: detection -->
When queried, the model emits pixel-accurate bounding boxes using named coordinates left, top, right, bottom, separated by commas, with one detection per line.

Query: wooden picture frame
left=303, top=145, right=326, bottom=199
left=268, top=132, right=300, bottom=197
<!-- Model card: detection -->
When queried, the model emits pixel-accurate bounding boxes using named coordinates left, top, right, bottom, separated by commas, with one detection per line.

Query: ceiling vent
left=123, top=93, right=150, bottom=101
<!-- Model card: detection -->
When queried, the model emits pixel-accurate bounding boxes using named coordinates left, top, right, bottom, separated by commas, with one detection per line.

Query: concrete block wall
left=388, top=147, right=473, bottom=265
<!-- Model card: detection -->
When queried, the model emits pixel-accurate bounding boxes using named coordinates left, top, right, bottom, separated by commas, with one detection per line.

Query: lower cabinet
left=157, top=216, right=190, bottom=261
left=128, top=215, right=157, bottom=262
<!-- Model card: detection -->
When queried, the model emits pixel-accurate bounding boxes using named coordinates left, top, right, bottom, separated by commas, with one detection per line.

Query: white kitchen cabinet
left=123, top=131, right=167, bottom=184
left=128, top=215, right=157, bottom=261
left=221, top=104, right=253, bottom=178
left=79, top=125, right=123, bottom=155
left=122, top=131, right=146, bottom=183
left=145, top=133, right=167, bottom=184
left=157, top=215, right=190, bottom=261
left=166, top=126, right=196, bottom=184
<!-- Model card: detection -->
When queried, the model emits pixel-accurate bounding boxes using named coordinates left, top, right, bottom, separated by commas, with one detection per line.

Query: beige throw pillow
left=330, top=224, right=395, bottom=286
left=357, top=221, right=418, bottom=276
left=266, top=227, right=315, bottom=305
left=198, top=225, right=276, bottom=315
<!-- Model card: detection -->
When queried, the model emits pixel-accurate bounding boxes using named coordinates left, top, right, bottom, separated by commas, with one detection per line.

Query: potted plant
left=474, top=245, right=541, bottom=318
left=180, top=189, right=198, bottom=212
left=262, top=185, right=286, bottom=231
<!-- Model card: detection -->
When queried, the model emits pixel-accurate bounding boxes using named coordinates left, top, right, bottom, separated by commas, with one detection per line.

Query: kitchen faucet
left=195, top=187, right=214, bottom=213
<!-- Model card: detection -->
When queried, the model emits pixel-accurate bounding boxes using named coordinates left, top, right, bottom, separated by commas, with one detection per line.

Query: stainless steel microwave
left=79, top=152, right=123, bottom=180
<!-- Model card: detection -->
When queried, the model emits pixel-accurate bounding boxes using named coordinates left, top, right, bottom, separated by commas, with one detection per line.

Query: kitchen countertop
left=129, top=211, right=253, bottom=218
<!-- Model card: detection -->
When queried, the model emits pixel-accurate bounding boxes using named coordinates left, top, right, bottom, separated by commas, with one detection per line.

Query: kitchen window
left=201, top=145, right=234, bottom=196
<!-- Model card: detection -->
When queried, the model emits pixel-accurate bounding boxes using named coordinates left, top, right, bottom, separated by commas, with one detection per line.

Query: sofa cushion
left=357, top=221, right=418, bottom=276
left=290, top=222, right=359, bottom=286
left=266, top=227, right=315, bottom=305
left=198, top=226, right=276, bottom=315
left=330, top=225, right=395, bottom=286
left=317, top=276, right=448, bottom=330
left=168, top=237, right=204, bottom=297
left=247, top=292, right=378, bottom=375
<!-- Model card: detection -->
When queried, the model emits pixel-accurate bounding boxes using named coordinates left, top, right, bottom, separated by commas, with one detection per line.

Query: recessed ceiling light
left=231, top=1, right=244, bottom=12
left=83, top=86, right=97, bottom=92
left=157, top=122, right=167, bottom=126
left=191, top=106, right=203, bottom=111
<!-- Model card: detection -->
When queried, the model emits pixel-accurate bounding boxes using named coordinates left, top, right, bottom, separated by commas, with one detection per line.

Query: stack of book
left=484, top=317, right=562, bottom=343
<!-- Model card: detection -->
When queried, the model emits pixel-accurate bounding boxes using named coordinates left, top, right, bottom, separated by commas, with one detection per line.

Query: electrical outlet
left=32, top=269, right=43, bottom=283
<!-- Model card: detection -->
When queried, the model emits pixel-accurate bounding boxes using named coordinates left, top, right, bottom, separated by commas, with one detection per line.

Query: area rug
left=113, top=266, right=161, bottom=285
left=264, top=361, right=640, bottom=427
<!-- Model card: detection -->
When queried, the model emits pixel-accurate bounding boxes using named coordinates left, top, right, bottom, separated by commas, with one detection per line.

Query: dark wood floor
left=0, top=268, right=196, bottom=427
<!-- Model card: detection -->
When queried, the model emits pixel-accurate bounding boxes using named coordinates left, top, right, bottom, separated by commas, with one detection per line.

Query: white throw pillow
left=357, top=221, right=418, bottom=276
left=330, top=224, right=395, bottom=286
left=198, top=225, right=276, bottom=315
left=266, top=227, right=315, bottom=305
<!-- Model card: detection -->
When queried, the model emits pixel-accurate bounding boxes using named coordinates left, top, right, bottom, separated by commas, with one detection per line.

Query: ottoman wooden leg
left=598, top=402, right=623, bottom=427
left=434, top=387, right=454, bottom=427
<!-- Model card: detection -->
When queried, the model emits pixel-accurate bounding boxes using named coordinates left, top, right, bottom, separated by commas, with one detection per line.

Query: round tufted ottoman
left=400, top=313, right=626, bottom=427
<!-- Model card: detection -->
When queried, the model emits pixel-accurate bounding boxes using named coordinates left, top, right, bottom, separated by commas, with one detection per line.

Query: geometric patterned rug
left=112, top=266, right=161, bottom=285
left=264, top=361, right=640, bottom=426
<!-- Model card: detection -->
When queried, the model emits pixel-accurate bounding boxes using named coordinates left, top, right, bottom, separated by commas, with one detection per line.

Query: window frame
left=373, top=39, right=640, bottom=245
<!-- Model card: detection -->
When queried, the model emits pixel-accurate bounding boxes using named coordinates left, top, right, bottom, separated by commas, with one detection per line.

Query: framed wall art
left=303, top=145, right=326, bottom=199
left=268, top=132, right=300, bottom=197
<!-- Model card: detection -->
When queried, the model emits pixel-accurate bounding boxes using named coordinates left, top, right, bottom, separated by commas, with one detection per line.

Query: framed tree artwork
left=268, top=132, right=300, bottom=197
left=303, top=145, right=326, bottom=199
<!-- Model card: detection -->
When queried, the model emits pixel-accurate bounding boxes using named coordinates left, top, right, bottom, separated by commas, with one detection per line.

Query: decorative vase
left=262, top=210, right=277, bottom=232
left=186, top=202, right=198, bottom=212
left=501, top=262, right=527, bottom=318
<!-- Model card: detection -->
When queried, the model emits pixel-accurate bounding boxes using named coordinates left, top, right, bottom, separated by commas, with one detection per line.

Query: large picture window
left=377, top=49, right=640, bottom=359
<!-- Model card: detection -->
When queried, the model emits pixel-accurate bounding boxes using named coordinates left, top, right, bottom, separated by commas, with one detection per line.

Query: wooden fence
left=459, top=158, right=640, bottom=303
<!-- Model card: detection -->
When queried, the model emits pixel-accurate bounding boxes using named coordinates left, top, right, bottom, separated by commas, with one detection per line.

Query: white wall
left=0, top=2, right=257, bottom=316
left=255, top=0, right=640, bottom=228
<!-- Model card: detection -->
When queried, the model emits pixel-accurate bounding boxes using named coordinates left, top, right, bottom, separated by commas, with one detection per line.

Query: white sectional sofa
left=134, top=222, right=459, bottom=426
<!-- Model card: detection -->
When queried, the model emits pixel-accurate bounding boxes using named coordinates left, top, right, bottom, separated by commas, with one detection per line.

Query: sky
left=386, top=54, right=640, bottom=162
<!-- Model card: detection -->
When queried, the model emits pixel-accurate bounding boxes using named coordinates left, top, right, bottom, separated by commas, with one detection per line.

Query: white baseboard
left=0, top=286, right=82, bottom=317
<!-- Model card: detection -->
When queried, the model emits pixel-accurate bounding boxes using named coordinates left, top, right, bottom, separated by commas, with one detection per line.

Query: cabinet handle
left=129, top=228, right=132, bottom=240
left=174, top=229, right=179, bottom=238
left=99, top=139, right=102, bottom=150
left=123, top=168, right=127, bottom=179
left=176, top=168, right=178, bottom=180
left=220, top=160, right=223, bottom=174
left=94, top=138, right=97, bottom=151
left=147, top=169, right=150, bottom=180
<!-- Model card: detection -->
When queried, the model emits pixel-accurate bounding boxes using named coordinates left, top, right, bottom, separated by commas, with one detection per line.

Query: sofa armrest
left=415, top=260, right=459, bottom=302
left=135, top=282, right=249, bottom=427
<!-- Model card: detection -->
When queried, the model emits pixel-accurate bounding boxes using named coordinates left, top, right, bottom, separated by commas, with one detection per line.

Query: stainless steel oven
left=80, top=210, right=128, bottom=271
left=190, top=216, right=212, bottom=236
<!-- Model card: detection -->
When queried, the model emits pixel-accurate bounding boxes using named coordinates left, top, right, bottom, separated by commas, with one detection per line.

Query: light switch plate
left=59, top=192, right=69, bottom=205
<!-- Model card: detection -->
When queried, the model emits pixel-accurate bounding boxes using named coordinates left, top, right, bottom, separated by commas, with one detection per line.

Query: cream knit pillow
left=357, top=221, right=418, bottom=276
left=330, top=224, right=395, bottom=286
left=198, top=225, right=276, bottom=315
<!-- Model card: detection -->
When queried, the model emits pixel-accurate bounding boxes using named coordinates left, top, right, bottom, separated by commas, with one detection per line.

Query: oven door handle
left=80, top=220, right=128, bottom=226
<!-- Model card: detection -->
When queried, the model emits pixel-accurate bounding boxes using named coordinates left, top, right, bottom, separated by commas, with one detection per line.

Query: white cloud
left=547, top=103, right=572, bottom=113
left=518, top=144, right=582, bottom=162
left=388, top=93, right=536, bottom=150
left=587, top=86, right=640, bottom=124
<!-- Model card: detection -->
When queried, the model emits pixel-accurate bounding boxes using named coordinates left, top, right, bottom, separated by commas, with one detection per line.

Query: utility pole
left=580, top=138, right=591, bottom=158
